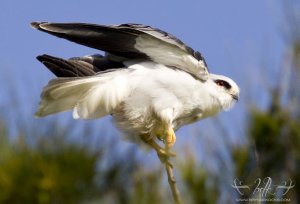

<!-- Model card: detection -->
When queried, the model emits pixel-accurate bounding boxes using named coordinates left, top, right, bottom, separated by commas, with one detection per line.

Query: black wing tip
left=36, top=54, right=45, bottom=63
left=36, top=54, right=52, bottom=63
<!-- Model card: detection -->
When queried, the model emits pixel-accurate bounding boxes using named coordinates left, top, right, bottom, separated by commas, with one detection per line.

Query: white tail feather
left=36, top=71, right=131, bottom=119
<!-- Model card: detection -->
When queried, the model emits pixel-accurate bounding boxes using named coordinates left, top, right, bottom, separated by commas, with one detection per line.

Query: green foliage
left=0, top=119, right=167, bottom=204
left=180, top=159, right=219, bottom=204
left=250, top=109, right=288, bottom=176
left=0, top=123, right=100, bottom=204
left=129, top=168, right=164, bottom=204
left=231, top=35, right=300, bottom=203
left=232, top=147, right=252, bottom=179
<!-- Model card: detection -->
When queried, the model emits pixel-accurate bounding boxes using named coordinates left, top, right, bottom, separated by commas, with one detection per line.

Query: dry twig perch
left=164, top=158, right=183, bottom=204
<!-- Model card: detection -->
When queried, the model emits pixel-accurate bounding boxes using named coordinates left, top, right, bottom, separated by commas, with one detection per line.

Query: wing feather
left=37, top=54, right=124, bottom=77
left=31, top=22, right=209, bottom=80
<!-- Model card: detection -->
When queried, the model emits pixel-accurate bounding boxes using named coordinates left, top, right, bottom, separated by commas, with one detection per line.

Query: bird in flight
left=31, top=22, right=239, bottom=164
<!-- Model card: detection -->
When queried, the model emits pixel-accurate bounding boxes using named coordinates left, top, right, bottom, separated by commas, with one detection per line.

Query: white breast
left=113, top=61, right=221, bottom=135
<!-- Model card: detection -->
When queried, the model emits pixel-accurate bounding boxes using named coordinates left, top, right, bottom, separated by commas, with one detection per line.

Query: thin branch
left=165, top=159, right=183, bottom=204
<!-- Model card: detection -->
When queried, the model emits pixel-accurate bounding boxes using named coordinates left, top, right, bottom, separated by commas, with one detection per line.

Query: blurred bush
left=0, top=119, right=165, bottom=204
left=0, top=121, right=99, bottom=203
left=231, top=35, right=300, bottom=203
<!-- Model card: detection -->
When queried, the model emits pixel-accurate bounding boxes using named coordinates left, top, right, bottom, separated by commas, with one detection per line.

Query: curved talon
left=157, top=148, right=176, bottom=158
left=140, top=134, right=176, bottom=167
left=166, top=161, right=174, bottom=169
left=156, top=148, right=176, bottom=168
left=157, top=155, right=174, bottom=168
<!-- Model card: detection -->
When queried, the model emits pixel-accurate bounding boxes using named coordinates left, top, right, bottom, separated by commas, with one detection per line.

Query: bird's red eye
left=214, top=80, right=231, bottom=90
left=216, top=81, right=224, bottom=86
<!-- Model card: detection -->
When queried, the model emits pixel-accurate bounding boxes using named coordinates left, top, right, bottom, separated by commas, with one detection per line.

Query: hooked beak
left=231, top=94, right=239, bottom=101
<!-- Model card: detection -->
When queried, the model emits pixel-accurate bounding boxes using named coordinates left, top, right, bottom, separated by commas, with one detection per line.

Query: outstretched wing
left=31, top=22, right=209, bottom=81
left=36, top=54, right=124, bottom=77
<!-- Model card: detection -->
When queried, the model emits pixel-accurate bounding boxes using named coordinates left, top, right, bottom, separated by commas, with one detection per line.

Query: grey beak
left=232, top=94, right=239, bottom=101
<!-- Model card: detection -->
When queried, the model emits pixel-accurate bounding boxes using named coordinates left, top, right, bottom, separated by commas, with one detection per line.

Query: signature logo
left=232, top=177, right=295, bottom=198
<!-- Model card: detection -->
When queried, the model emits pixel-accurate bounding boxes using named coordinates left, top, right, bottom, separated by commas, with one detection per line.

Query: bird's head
left=208, top=74, right=240, bottom=111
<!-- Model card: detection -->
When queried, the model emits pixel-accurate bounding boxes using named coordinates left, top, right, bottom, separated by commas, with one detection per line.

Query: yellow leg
left=165, top=127, right=176, bottom=153
left=141, top=135, right=175, bottom=167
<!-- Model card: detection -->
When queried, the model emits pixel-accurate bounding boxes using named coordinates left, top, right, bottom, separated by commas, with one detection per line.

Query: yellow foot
left=165, top=127, right=176, bottom=153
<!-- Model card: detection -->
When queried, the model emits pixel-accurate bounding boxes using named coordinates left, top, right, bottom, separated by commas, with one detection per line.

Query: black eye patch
left=214, top=80, right=231, bottom=90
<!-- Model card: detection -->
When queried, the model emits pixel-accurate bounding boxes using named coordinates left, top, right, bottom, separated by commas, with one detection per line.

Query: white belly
left=112, top=61, right=220, bottom=137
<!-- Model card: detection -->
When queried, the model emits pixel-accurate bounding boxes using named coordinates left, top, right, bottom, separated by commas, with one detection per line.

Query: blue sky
left=0, top=0, right=286, bottom=164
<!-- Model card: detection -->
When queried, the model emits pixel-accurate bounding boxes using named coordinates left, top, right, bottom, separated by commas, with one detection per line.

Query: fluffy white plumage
left=32, top=22, right=239, bottom=145
left=36, top=60, right=239, bottom=139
